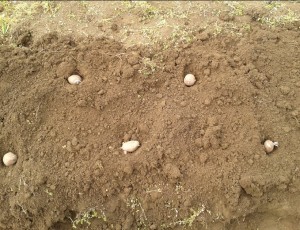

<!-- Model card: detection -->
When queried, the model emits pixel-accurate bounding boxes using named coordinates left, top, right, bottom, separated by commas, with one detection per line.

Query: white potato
left=121, top=140, right=140, bottom=154
left=264, top=140, right=279, bottom=153
left=184, top=74, right=196, bottom=86
left=3, top=152, right=18, bottom=166
left=68, top=75, right=82, bottom=85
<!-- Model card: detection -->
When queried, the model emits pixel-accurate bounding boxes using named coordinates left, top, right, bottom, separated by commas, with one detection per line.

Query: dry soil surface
left=0, top=1, right=300, bottom=230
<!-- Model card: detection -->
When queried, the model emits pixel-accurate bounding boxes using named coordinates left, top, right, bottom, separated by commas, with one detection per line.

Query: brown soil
left=0, top=2, right=300, bottom=230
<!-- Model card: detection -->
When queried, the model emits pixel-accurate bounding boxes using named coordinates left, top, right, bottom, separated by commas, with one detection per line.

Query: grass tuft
left=122, top=1, right=159, bottom=21
left=0, top=1, right=61, bottom=37
left=258, top=8, right=299, bottom=27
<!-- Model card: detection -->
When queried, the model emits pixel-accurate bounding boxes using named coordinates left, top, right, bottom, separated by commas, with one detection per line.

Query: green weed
left=138, top=57, right=157, bottom=76
left=40, top=1, right=61, bottom=16
left=213, top=22, right=223, bottom=36
left=161, top=205, right=206, bottom=228
left=0, top=1, right=61, bottom=36
left=69, top=208, right=106, bottom=229
left=122, top=1, right=159, bottom=21
left=44, top=189, right=53, bottom=196
left=258, top=9, right=299, bottom=27
left=170, top=25, right=195, bottom=46
left=0, top=16, right=9, bottom=35
left=127, top=197, right=148, bottom=227
left=265, top=1, right=282, bottom=11
left=224, top=1, right=245, bottom=16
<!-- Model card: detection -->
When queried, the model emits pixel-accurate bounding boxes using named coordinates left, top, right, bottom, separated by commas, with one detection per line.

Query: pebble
left=291, top=110, right=298, bottom=117
left=24, top=192, right=31, bottom=199
left=50, top=185, right=56, bottom=190
left=199, top=32, right=209, bottom=41
left=204, top=68, right=211, bottom=76
left=66, top=141, right=72, bottom=152
left=183, top=199, right=192, bottom=207
left=163, top=163, right=181, bottom=179
left=207, top=117, right=218, bottom=126
left=77, top=99, right=87, bottom=107
left=138, top=124, right=149, bottom=133
left=254, top=154, right=260, bottom=160
left=113, top=151, right=119, bottom=155
left=199, top=153, right=208, bottom=164
left=221, top=143, right=230, bottom=150
left=150, top=224, right=157, bottom=230
left=180, top=101, right=187, bottom=107
left=49, top=131, right=57, bottom=137
left=98, top=90, right=105, bottom=95
left=195, top=138, right=203, bottom=147
left=248, top=159, right=254, bottom=165
left=156, top=93, right=163, bottom=99
left=204, top=98, right=211, bottom=105
left=115, top=224, right=122, bottom=230
left=211, top=60, right=219, bottom=69
left=71, top=137, right=78, bottom=146
left=160, top=100, right=166, bottom=107
left=283, top=126, right=291, bottom=133
left=94, top=169, right=101, bottom=176
left=131, top=134, right=138, bottom=140
left=280, top=86, right=291, bottom=95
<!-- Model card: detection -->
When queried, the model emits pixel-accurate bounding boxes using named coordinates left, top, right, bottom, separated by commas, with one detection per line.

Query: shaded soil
left=0, top=2, right=300, bottom=230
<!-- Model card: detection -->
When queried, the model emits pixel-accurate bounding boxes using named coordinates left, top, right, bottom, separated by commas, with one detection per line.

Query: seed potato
left=68, top=75, right=82, bottom=85
left=3, top=152, right=18, bottom=166
left=121, top=140, right=140, bottom=154
left=184, top=74, right=196, bottom=86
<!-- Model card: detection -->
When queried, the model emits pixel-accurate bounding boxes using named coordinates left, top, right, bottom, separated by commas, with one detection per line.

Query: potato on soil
left=3, top=152, right=18, bottom=166
left=121, top=140, right=140, bottom=153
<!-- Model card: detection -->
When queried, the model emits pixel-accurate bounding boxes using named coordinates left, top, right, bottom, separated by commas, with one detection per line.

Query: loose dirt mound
left=0, top=24, right=300, bottom=229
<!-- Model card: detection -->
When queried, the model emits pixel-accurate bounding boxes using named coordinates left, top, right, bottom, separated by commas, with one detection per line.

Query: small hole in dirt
left=260, top=132, right=275, bottom=144
left=261, top=139, right=267, bottom=145
left=50, top=214, right=75, bottom=230
left=66, top=210, right=77, bottom=219
left=71, top=70, right=82, bottom=76
left=260, top=136, right=273, bottom=145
